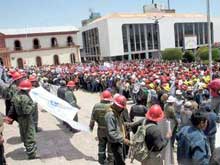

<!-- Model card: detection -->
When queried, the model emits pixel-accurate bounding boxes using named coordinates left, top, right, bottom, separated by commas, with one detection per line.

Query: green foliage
left=182, top=50, right=195, bottom=62
left=196, top=47, right=220, bottom=61
left=162, top=48, right=183, bottom=61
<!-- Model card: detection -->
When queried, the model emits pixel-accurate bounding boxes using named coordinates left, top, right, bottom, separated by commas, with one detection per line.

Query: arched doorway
left=14, top=40, right=22, bottom=50
left=51, top=37, right=58, bottom=47
left=36, top=56, right=42, bottom=67
left=33, top=38, right=40, bottom=49
left=0, top=57, right=3, bottom=66
left=53, top=55, right=59, bottom=65
left=70, top=53, right=76, bottom=63
left=17, top=58, right=24, bottom=69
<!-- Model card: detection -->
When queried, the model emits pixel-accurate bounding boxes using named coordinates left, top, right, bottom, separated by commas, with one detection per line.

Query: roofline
left=3, top=31, right=79, bottom=38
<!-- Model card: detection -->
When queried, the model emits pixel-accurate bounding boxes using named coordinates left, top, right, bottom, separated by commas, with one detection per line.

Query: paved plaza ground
left=1, top=90, right=220, bottom=165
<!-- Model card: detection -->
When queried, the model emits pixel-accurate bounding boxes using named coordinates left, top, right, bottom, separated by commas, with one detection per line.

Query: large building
left=0, top=26, right=81, bottom=68
left=79, top=6, right=220, bottom=61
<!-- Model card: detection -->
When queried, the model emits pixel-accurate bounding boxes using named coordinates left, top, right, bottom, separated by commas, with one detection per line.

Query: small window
left=33, top=38, right=40, bottom=49
left=14, top=40, right=22, bottom=50
left=51, top=37, right=58, bottom=47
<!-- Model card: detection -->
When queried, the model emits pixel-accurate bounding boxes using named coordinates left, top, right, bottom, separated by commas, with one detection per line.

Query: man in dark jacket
left=142, top=104, right=172, bottom=165
left=105, top=94, right=132, bottom=165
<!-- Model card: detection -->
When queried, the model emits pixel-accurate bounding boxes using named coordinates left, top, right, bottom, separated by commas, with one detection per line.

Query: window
left=53, top=55, right=59, bottom=65
left=17, top=58, right=24, bottom=69
left=51, top=37, right=58, bottom=47
left=67, top=36, right=74, bottom=46
left=36, top=56, right=42, bottom=67
left=14, top=40, right=22, bottom=51
left=33, top=38, right=40, bottom=49
left=70, top=53, right=76, bottom=63
left=122, top=25, right=128, bottom=52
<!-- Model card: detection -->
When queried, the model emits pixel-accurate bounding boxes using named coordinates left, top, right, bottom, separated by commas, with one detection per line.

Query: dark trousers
left=110, top=143, right=125, bottom=165
left=0, top=144, right=6, bottom=165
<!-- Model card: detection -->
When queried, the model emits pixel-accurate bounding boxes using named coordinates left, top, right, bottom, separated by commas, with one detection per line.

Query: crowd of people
left=0, top=59, right=220, bottom=164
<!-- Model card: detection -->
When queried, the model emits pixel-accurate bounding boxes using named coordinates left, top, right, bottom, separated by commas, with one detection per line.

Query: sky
left=0, top=0, right=219, bottom=29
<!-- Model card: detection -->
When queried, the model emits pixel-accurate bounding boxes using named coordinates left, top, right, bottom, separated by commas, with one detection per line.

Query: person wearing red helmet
left=208, top=79, right=220, bottom=115
left=9, top=79, right=38, bottom=159
left=89, top=90, right=113, bottom=165
left=3, top=71, right=24, bottom=117
left=141, top=104, right=172, bottom=165
left=105, top=94, right=131, bottom=165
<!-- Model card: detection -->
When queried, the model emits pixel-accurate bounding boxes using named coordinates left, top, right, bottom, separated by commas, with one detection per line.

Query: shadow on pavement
left=36, top=129, right=96, bottom=161
left=7, top=136, right=22, bottom=145
left=5, top=147, right=26, bottom=160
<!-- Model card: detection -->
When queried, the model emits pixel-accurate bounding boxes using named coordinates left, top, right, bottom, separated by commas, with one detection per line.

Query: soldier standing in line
left=29, top=75, right=42, bottom=132
left=11, top=79, right=38, bottom=159
left=89, top=90, right=114, bottom=165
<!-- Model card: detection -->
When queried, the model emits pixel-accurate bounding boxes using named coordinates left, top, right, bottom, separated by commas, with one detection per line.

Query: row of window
left=14, top=36, right=75, bottom=51
left=16, top=53, right=76, bottom=68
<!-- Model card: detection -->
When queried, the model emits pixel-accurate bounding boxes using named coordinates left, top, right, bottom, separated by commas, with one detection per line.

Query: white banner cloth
left=29, top=87, right=89, bottom=132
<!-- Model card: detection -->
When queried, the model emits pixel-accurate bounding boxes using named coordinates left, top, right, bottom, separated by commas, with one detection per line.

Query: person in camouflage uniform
left=29, top=75, right=42, bottom=132
left=3, top=71, right=24, bottom=116
left=12, top=79, right=38, bottom=159
left=89, top=90, right=114, bottom=165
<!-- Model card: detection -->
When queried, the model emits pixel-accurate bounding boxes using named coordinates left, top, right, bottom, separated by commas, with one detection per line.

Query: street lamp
left=207, top=0, right=212, bottom=80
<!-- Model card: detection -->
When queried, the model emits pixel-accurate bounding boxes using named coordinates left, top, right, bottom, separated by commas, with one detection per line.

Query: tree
left=162, top=48, right=183, bottom=61
left=196, top=47, right=220, bottom=61
left=182, top=50, right=195, bottom=63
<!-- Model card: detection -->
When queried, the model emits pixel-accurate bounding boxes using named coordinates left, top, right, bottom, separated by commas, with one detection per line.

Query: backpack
left=129, top=120, right=155, bottom=162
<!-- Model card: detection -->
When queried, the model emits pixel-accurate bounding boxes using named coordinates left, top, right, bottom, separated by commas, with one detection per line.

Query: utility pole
left=168, top=0, right=170, bottom=9
left=207, top=0, right=212, bottom=80
left=152, top=0, right=154, bottom=4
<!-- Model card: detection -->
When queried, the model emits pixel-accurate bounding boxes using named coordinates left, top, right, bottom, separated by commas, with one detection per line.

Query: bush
left=182, top=50, right=195, bottom=63
left=196, top=47, right=220, bottom=61
left=162, top=48, right=183, bottom=61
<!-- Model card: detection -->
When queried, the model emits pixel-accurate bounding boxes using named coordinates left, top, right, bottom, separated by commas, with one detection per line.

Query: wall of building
left=5, top=34, right=77, bottom=51
left=10, top=47, right=79, bottom=67
left=213, top=17, right=220, bottom=43
left=79, top=19, right=111, bottom=59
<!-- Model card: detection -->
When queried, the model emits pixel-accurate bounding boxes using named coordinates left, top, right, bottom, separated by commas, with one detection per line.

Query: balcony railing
left=14, top=47, right=22, bottom=51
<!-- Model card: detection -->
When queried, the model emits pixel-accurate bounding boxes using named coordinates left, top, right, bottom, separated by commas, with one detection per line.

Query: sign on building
left=184, top=36, right=197, bottom=50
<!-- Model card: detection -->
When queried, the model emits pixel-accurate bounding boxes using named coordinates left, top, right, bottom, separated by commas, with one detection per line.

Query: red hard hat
left=101, top=90, right=112, bottom=101
left=29, top=75, right=37, bottom=82
left=18, top=79, right=32, bottom=90
left=67, top=81, right=76, bottom=87
left=146, top=104, right=164, bottom=122
left=12, top=72, right=23, bottom=81
left=113, top=95, right=127, bottom=109
left=8, top=69, right=16, bottom=76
